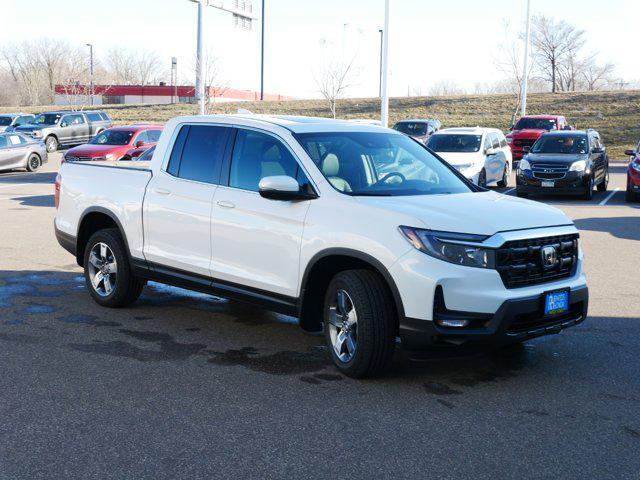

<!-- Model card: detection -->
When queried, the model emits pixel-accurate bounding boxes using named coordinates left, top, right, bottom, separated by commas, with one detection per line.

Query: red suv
left=506, top=115, right=572, bottom=163
left=62, top=124, right=163, bottom=163
left=625, top=142, right=640, bottom=202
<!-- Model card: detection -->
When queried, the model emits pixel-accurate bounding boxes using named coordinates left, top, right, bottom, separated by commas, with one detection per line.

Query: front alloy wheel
left=328, top=289, right=358, bottom=363
left=87, top=242, right=117, bottom=297
left=45, top=136, right=58, bottom=153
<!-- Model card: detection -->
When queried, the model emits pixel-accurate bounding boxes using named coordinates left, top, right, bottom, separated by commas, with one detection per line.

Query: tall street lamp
left=380, top=0, right=390, bottom=127
left=188, top=0, right=257, bottom=115
left=520, top=0, right=532, bottom=117
left=378, top=29, right=383, bottom=98
left=86, top=43, right=94, bottom=106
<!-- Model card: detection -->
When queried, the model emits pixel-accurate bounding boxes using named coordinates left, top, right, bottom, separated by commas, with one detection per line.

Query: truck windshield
left=0, top=117, right=12, bottom=126
left=33, top=113, right=62, bottom=125
left=393, top=122, right=428, bottom=136
left=515, top=118, right=557, bottom=130
left=531, top=135, right=588, bottom=155
left=90, top=130, right=134, bottom=146
left=426, top=134, right=482, bottom=153
left=295, top=131, right=472, bottom=196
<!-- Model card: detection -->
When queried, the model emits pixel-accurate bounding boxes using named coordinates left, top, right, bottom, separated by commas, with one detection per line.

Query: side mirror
left=258, top=175, right=317, bottom=201
left=522, top=146, right=531, bottom=153
left=592, top=147, right=604, bottom=154
left=624, top=149, right=635, bottom=156
left=135, top=141, right=146, bottom=148
left=485, top=147, right=498, bottom=156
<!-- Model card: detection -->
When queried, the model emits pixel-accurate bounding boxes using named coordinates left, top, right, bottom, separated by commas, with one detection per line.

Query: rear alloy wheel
left=84, top=228, right=145, bottom=307
left=324, top=270, right=396, bottom=378
left=497, top=165, right=509, bottom=188
left=478, top=169, right=487, bottom=188
left=26, top=153, right=41, bottom=172
left=584, top=175, right=594, bottom=200
left=45, top=136, right=58, bottom=153
left=597, top=169, right=609, bottom=192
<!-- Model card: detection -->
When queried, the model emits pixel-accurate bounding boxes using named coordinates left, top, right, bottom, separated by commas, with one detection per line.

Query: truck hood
left=66, top=144, right=131, bottom=157
left=435, top=152, right=481, bottom=166
left=15, top=125, right=46, bottom=132
left=526, top=153, right=588, bottom=165
left=509, top=129, right=548, bottom=139
left=355, top=191, right=572, bottom=236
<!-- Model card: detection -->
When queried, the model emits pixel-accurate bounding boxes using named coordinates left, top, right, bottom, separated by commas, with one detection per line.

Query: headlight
left=519, top=159, right=531, bottom=170
left=569, top=160, right=586, bottom=172
left=631, top=160, right=640, bottom=172
left=399, top=226, right=495, bottom=269
left=105, top=153, right=115, bottom=161
left=506, top=137, right=513, bottom=144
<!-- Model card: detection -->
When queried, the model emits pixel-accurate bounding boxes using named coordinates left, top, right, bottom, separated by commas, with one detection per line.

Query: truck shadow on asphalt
left=574, top=216, right=640, bottom=240
left=0, top=171, right=57, bottom=185
left=10, top=194, right=55, bottom=207
left=0, top=269, right=628, bottom=388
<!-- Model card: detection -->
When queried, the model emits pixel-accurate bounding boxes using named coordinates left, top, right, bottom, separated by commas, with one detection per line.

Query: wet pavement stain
left=437, top=399, right=456, bottom=409
left=68, top=329, right=206, bottom=362
left=423, top=382, right=463, bottom=395
left=3, top=274, right=83, bottom=286
left=58, top=314, right=122, bottom=327
left=20, top=304, right=57, bottom=315
left=3, top=319, right=24, bottom=326
left=0, top=284, right=38, bottom=307
left=521, top=409, right=550, bottom=417
left=622, top=426, right=640, bottom=439
left=299, top=373, right=344, bottom=384
left=185, top=327, right=200, bottom=332
left=208, top=346, right=329, bottom=375
left=0, top=332, right=43, bottom=344
left=134, top=316, right=153, bottom=321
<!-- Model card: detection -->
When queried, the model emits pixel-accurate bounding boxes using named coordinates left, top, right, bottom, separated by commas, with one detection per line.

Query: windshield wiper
left=350, top=192, right=393, bottom=197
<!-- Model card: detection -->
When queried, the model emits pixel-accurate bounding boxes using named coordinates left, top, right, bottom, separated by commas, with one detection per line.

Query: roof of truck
left=210, top=114, right=395, bottom=134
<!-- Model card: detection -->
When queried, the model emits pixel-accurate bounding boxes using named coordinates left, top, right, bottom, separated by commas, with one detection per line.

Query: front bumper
left=400, top=285, right=588, bottom=350
left=628, top=166, right=640, bottom=188
left=517, top=169, right=589, bottom=195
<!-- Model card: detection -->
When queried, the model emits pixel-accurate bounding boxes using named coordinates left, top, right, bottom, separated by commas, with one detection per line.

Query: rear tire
left=597, top=169, right=609, bottom=192
left=323, top=270, right=396, bottom=378
left=83, top=228, right=145, bottom=308
left=497, top=165, right=509, bottom=187
left=477, top=169, right=487, bottom=188
left=26, top=153, right=41, bottom=172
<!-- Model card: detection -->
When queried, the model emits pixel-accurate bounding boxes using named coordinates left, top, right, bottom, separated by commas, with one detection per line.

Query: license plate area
left=544, top=289, right=569, bottom=316
left=541, top=181, right=554, bottom=188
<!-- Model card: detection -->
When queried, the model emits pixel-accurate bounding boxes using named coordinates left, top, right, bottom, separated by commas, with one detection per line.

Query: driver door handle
left=217, top=200, right=235, bottom=209
left=154, top=188, right=171, bottom=195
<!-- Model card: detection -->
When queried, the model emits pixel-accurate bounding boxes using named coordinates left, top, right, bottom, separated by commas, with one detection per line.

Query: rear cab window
left=86, top=113, right=102, bottom=122
left=99, top=112, right=111, bottom=122
left=166, top=124, right=231, bottom=184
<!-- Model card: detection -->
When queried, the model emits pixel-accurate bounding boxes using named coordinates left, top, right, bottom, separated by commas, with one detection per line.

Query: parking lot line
left=599, top=188, right=620, bottom=206
left=502, top=187, right=515, bottom=195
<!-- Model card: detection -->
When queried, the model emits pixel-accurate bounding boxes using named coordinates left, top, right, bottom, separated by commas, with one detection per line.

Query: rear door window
left=166, top=125, right=231, bottom=184
left=86, top=113, right=102, bottom=122
left=99, top=112, right=111, bottom=121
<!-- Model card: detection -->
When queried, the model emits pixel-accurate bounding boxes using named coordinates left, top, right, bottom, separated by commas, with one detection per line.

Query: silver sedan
left=0, top=133, right=48, bottom=172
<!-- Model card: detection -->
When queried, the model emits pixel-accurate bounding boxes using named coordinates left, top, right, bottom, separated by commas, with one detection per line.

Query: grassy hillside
left=3, top=90, right=639, bottom=159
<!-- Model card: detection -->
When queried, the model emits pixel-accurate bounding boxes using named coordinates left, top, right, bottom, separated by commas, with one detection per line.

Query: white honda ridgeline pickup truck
left=54, top=115, right=588, bottom=377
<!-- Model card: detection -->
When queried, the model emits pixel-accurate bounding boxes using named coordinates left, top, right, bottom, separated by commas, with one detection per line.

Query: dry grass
left=3, top=90, right=639, bottom=159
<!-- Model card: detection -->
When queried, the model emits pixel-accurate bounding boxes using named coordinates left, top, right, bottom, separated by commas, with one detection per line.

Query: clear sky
left=2, top=0, right=637, bottom=98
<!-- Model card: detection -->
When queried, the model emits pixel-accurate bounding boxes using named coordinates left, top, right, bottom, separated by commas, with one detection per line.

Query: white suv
left=54, top=115, right=588, bottom=378
left=426, top=127, right=512, bottom=187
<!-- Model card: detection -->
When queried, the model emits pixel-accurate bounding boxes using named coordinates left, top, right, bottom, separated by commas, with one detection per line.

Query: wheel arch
left=76, top=207, right=132, bottom=267
left=298, top=248, right=405, bottom=333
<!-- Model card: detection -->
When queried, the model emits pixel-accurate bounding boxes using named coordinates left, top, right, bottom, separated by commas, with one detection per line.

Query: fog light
left=436, top=319, right=470, bottom=328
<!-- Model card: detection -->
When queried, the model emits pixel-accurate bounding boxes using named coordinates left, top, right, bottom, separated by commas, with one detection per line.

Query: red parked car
left=625, top=141, right=640, bottom=202
left=506, top=115, right=572, bottom=163
left=62, top=124, right=163, bottom=163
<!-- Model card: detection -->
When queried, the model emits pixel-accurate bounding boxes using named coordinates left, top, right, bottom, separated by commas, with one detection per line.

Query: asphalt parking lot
left=1, top=154, right=639, bottom=479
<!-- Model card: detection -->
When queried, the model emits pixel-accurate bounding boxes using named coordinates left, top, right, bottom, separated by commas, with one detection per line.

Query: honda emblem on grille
left=540, top=245, right=558, bottom=270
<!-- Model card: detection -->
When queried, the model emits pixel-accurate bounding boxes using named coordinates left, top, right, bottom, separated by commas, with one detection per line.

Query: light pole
left=378, top=29, right=383, bottom=98
left=86, top=43, right=94, bottom=106
left=520, top=0, right=532, bottom=118
left=380, top=0, right=390, bottom=127
left=260, top=0, right=265, bottom=100
left=189, top=0, right=258, bottom=115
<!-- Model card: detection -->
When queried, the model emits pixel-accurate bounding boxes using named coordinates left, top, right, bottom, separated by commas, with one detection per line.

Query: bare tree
left=105, top=48, right=162, bottom=85
left=428, top=80, right=465, bottom=97
left=580, top=59, right=616, bottom=91
left=315, top=56, right=357, bottom=118
left=202, top=52, right=228, bottom=113
left=530, top=16, right=586, bottom=93
left=2, top=42, right=46, bottom=105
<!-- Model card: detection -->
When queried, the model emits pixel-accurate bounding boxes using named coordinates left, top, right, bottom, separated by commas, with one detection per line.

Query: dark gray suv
left=516, top=129, right=609, bottom=200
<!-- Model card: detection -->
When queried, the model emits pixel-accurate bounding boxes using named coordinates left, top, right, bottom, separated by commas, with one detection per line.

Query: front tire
left=477, top=169, right=487, bottom=188
left=583, top=175, right=595, bottom=200
left=323, top=270, right=396, bottom=378
left=627, top=181, right=638, bottom=202
left=597, top=169, right=609, bottom=192
left=26, top=153, right=41, bottom=172
left=497, top=165, right=509, bottom=187
left=45, top=136, right=58, bottom=153
left=83, top=228, right=145, bottom=308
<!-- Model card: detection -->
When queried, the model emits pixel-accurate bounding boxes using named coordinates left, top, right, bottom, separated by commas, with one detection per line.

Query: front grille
left=64, top=156, right=93, bottom=162
left=495, top=234, right=578, bottom=288
left=531, top=162, right=569, bottom=180
left=514, top=139, right=535, bottom=148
